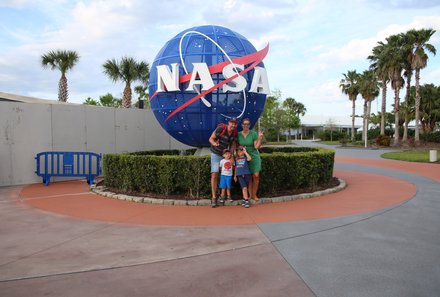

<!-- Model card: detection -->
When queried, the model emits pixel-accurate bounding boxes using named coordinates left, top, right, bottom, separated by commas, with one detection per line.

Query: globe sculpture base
left=194, top=147, right=212, bottom=156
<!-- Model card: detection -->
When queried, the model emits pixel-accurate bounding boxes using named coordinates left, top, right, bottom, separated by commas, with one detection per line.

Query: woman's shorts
left=237, top=174, right=250, bottom=189
left=219, top=175, right=232, bottom=189
left=210, top=153, right=223, bottom=173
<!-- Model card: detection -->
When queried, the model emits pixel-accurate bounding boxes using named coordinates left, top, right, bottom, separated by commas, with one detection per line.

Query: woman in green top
left=237, top=118, right=264, bottom=201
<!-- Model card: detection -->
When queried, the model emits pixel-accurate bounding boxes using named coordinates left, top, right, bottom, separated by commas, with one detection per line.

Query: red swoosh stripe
left=149, top=45, right=269, bottom=103
left=165, top=43, right=269, bottom=121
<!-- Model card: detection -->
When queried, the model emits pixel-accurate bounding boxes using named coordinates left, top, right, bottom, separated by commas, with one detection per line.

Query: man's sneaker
left=241, top=199, right=246, bottom=207
left=211, top=198, right=217, bottom=208
left=245, top=200, right=250, bottom=208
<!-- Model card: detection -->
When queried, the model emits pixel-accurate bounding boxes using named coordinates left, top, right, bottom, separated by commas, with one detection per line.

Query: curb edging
left=91, top=178, right=347, bottom=206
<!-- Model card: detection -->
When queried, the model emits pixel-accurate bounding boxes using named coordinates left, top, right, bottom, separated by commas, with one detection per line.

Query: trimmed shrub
left=103, top=147, right=335, bottom=199
left=421, top=131, right=440, bottom=143
left=375, top=134, right=391, bottom=146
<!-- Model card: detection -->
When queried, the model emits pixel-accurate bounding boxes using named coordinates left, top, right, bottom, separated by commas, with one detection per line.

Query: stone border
left=91, top=178, right=346, bottom=206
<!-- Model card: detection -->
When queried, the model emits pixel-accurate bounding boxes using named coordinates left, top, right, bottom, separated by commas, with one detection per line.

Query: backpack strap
left=217, top=123, right=228, bottom=138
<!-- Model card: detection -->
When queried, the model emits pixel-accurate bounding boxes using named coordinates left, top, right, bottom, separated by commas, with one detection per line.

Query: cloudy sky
left=1, top=0, right=439, bottom=117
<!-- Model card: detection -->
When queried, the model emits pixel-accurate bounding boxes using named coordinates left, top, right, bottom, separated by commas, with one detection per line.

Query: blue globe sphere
left=148, top=25, right=268, bottom=147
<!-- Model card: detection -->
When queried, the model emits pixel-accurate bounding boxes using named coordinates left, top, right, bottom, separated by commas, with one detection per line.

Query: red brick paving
left=20, top=168, right=416, bottom=226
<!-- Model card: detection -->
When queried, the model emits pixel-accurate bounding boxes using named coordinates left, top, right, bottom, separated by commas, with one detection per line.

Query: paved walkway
left=1, top=142, right=439, bottom=297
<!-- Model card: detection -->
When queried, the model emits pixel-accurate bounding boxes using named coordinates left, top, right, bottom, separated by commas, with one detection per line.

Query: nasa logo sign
left=148, top=25, right=269, bottom=147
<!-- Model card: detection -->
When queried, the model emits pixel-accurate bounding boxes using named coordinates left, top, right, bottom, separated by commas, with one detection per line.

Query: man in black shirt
left=208, top=118, right=238, bottom=207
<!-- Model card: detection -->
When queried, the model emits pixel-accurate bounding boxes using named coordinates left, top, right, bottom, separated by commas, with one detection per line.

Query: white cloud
left=307, top=79, right=345, bottom=103
left=308, top=15, right=440, bottom=74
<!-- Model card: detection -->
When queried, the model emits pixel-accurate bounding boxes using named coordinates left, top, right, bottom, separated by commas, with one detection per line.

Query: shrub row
left=103, top=147, right=335, bottom=199
left=421, top=131, right=440, bottom=143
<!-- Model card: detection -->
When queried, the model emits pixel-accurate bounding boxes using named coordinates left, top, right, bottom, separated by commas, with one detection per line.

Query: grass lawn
left=381, top=149, right=439, bottom=162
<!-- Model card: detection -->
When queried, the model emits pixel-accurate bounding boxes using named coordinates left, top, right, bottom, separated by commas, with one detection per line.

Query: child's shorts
left=219, top=175, right=232, bottom=189
left=237, top=174, right=250, bottom=189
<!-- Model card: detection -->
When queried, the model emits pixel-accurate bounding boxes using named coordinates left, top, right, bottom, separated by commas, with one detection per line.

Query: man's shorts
left=237, top=174, right=250, bottom=189
left=210, top=153, right=223, bottom=173
left=219, top=175, right=232, bottom=189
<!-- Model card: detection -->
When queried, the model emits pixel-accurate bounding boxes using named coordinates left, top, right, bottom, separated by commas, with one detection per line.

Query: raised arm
left=243, top=147, right=252, bottom=161
left=254, top=131, right=264, bottom=149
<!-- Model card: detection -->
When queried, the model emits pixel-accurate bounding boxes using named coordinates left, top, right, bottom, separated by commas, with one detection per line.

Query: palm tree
left=103, top=57, right=149, bottom=108
left=399, top=31, right=416, bottom=142
left=406, top=29, right=437, bottom=144
left=134, top=85, right=150, bottom=109
left=339, top=70, right=360, bottom=141
left=358, top=70, right=380, bottom=143
left=419, top=84, right=440, bottom=133
left=384, top=34, right=406, bottom=145
left=41, top=50, right=79, bottom=102
left=368, top=42, right=390, bottom=136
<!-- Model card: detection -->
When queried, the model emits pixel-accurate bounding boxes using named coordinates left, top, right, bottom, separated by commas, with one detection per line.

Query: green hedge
left=103, top=147, right=335, bottom=199
left=421, top=131, right=440, bottom=143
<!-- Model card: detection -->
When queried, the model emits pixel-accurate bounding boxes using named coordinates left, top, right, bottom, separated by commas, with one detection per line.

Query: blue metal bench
left=35, top=152, right=102, bottom=186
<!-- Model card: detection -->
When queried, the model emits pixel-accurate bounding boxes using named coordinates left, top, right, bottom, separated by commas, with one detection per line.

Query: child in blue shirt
left=217, top=148, right=233, bottom=206
left=234, top=146, right=252, bottom=208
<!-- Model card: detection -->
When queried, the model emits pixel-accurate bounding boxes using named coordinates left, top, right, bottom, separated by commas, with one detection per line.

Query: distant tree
left=369, top=42, right=390, bottom=136
left=406, top=29, right=437, bottom=144
left=103, top=57, right=149, bottom=108
left=282, top=97, right=306, bottom=141
left=82, top=93, right=122, bottom=107
left=41, top=49, right=79, bottom=102
left=83, top=97, right=99, bottom=105
left=325, top=118, right=337, bottom=141
left=260, top=91, right=281, bottom=136
left=134, top=85, right=150, bottom=109
left=99, top=93, right=122, bottom=107
left=340, top=70, right=360, bottom=141
left=358, top=70, right=380, bottom=142
left=385, top=34, right=406, bottom=145
left=419, top=84, right=440, bottom=133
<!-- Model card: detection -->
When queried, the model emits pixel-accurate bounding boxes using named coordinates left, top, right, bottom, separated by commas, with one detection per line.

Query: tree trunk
left=58, top=73, right=68, bottom=102
left=362, top=99, right=367, bottom=142
left=414, top=68, right=421, bottom=145
left=393, top=86, right=400, bottom=146
left=367, top=99, right=372, bottom=135
left=351, top=96, right=355, bottom=141
left=380, top=83, right=387, bottom=136
left=122, top=83, right=132, bottom=108
left=402, top=72, right=412, bottom=142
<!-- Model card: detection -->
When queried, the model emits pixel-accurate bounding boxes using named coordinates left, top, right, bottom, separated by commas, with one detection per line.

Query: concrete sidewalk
left=1, top=145, right=439, bottom=297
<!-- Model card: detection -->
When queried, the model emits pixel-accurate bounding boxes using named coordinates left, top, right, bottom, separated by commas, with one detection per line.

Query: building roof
left=0, top=92, right=79, bottom=105
left=300, top=114, right=363, bottom=128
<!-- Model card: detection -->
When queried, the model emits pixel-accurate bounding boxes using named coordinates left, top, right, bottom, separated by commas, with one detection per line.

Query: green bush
left=375, top=134, right=391, bottom=146
left=103, top=147, right=335, bottom=199
left=421, top=131, right=440, bottom=143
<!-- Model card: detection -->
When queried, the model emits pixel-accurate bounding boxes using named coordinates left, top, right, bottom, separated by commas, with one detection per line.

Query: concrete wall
left=0, top=102, right=189, bottom=186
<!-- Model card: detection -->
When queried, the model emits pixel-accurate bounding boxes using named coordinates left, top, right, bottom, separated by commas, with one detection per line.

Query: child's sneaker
left=227, top=197, right=233, bottom=203
left=245, top=200, right=250, bottom=208
left=211, top=198, right=217, bottom=208
left=218, top=196, right=225, bottom=205
left=241, top=199, right=246, bottom=207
